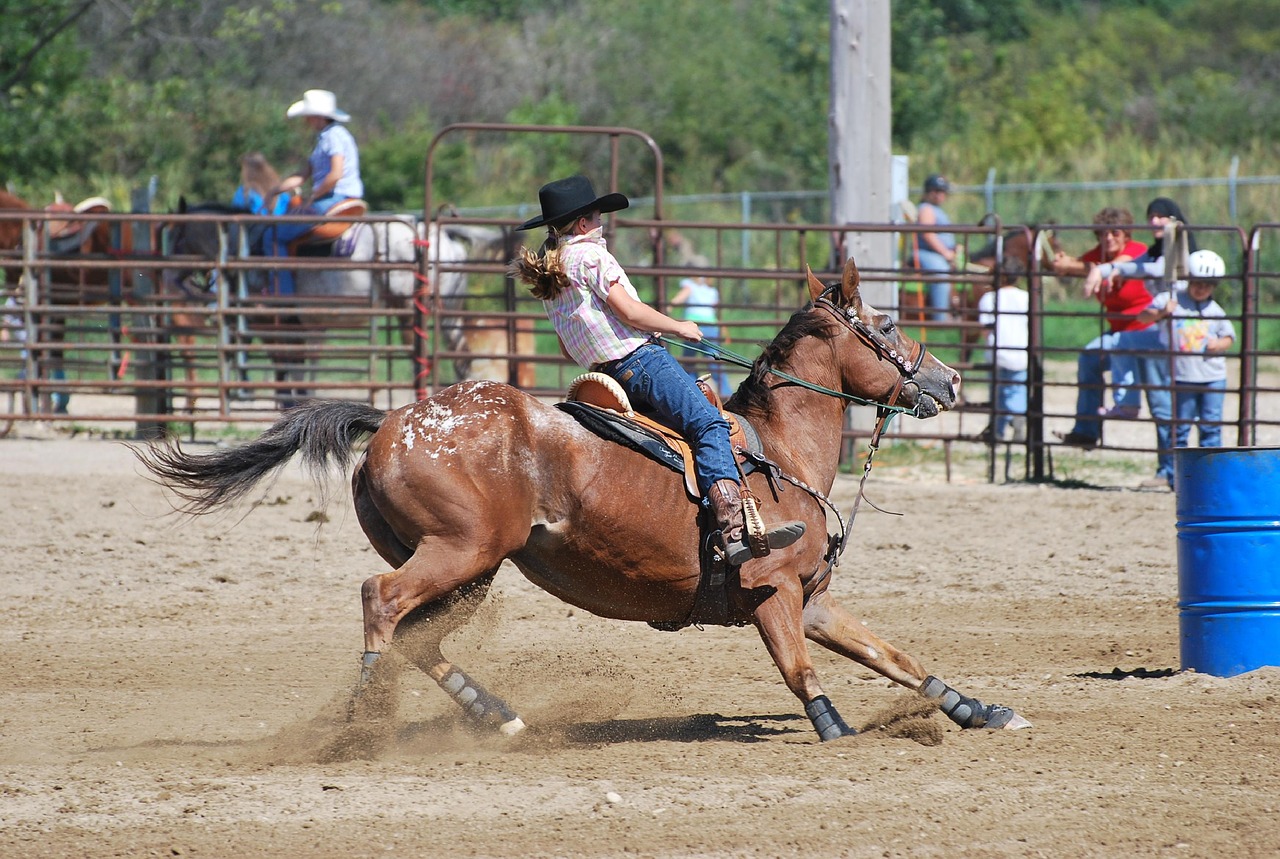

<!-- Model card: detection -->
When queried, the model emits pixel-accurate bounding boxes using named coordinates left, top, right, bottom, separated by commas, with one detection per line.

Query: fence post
left=1229, top=156, right=1240, bottom=224
left=129, top=183, right=167, bottom=439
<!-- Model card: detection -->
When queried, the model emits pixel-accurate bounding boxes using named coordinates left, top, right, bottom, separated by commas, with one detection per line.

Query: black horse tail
left=135, top=399, right=387, bottom=515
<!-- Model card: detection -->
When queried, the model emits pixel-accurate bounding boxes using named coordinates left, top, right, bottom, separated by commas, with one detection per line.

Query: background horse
left=137, top=256, right=1030, bottom=743
left=958, top=224, right=1060, bottom=366
left=162, top=201, right=506, bottom=405
left=0, top=191, right=118, bottom=413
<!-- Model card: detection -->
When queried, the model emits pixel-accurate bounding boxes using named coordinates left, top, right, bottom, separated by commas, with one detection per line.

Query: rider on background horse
left=511, top=174, right=805, bottom=567
left=267, top=89, right=364, bottom=296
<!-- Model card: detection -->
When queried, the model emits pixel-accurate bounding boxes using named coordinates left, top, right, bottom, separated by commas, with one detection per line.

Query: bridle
left=813, top=289, right=925, bottom=414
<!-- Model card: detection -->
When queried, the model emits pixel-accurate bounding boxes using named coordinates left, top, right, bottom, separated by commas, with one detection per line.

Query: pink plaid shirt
left=543, top=229, right=651, bottom=367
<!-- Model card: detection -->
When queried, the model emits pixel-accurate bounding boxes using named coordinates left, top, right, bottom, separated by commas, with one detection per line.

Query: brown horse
left=957, top=225, right=1059, bottom=364
left=0, top=192, right=119, bottom=412
left=135, top=257, right=1030, bottom=742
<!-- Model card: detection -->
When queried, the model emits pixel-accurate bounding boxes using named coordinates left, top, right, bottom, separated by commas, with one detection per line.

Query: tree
left=0, top=1, right=96, bottom=181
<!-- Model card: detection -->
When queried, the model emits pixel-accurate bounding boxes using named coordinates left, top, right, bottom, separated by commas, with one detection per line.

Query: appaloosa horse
left=136, top=257, right=1030, bottom=742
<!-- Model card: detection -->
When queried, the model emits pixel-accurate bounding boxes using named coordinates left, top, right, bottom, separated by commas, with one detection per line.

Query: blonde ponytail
left=509, top=227, right=572, bottom=300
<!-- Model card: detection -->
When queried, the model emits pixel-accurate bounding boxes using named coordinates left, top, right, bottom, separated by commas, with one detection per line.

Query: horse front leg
left=802, top=590, right=1031, bottom=730
left=751, top=582, right=857, bottom=742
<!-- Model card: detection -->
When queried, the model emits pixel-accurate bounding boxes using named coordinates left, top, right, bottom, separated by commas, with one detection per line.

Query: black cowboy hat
left=515, top=175, right=629, bottom=231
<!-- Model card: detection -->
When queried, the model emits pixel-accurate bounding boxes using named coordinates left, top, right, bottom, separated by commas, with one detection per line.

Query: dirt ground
left=2, top=435, right=1278, bottom=859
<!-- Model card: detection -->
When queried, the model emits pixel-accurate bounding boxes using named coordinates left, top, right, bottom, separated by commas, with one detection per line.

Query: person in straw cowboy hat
left=267, top=89, right=364, bottom=295
left=510, top=174, right=804, bottom=567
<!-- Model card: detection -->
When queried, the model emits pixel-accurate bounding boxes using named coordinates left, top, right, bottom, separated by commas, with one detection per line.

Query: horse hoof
left=983, top=706, right=1032, bottom=730
left=499, top=717, right=527, bottom=737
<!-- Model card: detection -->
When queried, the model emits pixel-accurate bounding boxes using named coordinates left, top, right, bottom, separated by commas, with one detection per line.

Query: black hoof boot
left=805, top=695, right=857, bottom=741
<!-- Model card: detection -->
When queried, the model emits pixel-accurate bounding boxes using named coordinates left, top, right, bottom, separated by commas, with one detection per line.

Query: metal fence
left=3, top=205, right=1278, bottom=487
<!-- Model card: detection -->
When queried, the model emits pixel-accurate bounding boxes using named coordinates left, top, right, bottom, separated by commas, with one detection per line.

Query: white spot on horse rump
left=401, top=425, right=415, bottom=450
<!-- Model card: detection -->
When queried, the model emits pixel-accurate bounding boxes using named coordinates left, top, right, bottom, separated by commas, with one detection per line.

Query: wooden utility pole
left=828, top=0, right=893, bottom=308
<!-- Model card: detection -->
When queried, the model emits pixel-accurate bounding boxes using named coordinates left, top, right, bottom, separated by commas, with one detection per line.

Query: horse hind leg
left=356, top=565, right=525, bottom=737
left=351, top=480, right=524, bottom=735
left=390, top=573, right=525, bottom=736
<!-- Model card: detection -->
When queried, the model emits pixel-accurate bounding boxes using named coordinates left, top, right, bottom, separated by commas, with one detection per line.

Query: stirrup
left=724, top=521, right=806, bottom=566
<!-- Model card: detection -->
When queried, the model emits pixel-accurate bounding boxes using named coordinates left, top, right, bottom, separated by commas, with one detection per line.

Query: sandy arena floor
left=1, top=435, right=1278, bottom=858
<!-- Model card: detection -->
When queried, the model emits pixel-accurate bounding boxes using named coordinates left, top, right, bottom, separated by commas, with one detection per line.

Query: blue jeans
left=605, top=343, right=738, bottom=498
left=1142, top=355, right=1174, bottom=480
left=266, top=195, right=343, bottom=296
left=1071, top=331, right=1121, bottom=439
left=993, top=367, right=1027, bottom=436
left=1174, top=378, right=1227, bottom=448
left=1072, top=331, right=1173, bottom=479
left=915, top=249, right=951, bottom=322
left=680, top=325, right=732, bottom=398
left=1107, top=327, right=1164, bottom=410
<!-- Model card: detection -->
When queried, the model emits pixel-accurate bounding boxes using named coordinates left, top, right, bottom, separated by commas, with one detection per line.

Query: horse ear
left=841, top=256, right=863, bottom=311
left=805, top=265, right=826, bottom=302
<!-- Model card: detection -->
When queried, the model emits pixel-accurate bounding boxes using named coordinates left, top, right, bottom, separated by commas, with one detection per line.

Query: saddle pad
left=556, top=401, right=689, bottom=490
left=555, top=401, right=765, bottom=501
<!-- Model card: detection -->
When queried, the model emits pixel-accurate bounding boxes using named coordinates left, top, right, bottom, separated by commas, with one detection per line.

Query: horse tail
left=135, top=399, right=387, bottom=515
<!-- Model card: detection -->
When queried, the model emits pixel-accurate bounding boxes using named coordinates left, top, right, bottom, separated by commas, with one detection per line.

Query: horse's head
left=802, top=257, right=960, bottom=418
left=159, top=200, right=247, bottom=299
left=0, top=191, right=31, bottom=253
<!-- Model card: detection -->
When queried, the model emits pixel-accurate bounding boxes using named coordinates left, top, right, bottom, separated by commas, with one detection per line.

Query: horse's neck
left=739, top=369, right=849, bottom=491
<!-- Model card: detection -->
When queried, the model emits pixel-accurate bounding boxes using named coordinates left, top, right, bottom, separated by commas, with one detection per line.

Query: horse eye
left=879, top=318, right=896, bottom=336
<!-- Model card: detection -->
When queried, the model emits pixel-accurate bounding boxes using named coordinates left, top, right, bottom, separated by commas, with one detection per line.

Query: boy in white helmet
left=1128, top=249, right=1236, bottom=453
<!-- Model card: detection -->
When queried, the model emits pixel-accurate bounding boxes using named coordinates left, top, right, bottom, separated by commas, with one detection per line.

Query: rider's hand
left=675, top=320, right=703, bottom=342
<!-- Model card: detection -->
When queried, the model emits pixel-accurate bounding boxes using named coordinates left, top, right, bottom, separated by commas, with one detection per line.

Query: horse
left=0, top=191, right=118, bottom=413
left=957, top=224, right=1060, bottom=365
left=161, top=201, right=505, bottom=406
left=135, top=256, right=1031, bottom=744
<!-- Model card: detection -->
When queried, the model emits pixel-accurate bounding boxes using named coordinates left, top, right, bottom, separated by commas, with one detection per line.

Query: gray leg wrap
left=804, top=695, right=856, bottom=741
left=437, top=667, right=525, bottom=734
left=359, top=651, right=381, bottom=686
left=920, top=675, right=1016, bottom=729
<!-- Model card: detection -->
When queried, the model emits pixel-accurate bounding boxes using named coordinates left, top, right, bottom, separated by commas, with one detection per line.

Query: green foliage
left=0, top=2, right=93, bottom=179
left=3, top=0, right=1279, bottom=229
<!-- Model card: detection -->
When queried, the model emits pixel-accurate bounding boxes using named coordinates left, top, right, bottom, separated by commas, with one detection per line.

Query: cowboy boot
left=707, top=479, right=806, bottom=567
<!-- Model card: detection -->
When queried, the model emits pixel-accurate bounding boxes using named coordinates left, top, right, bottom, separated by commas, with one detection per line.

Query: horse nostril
left=951, top=373, right=962, bottom=396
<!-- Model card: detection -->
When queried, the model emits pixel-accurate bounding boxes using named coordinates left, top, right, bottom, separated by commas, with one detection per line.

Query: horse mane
left=726, top=304, right=838, bottom=418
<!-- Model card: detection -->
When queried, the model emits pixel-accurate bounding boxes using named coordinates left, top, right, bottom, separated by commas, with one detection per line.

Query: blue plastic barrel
left=1175, top=447, right=1280, bottom=676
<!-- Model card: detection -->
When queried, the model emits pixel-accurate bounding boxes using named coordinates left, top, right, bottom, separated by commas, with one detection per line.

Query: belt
left=590, top=338, right=658, bottom=374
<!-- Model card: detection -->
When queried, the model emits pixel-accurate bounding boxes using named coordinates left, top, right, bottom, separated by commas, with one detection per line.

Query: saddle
left=44, top=196, right=112, bottom=254
left=562, top=372, right=755, bottom=501
left=287, top=198, right=368, bottom=253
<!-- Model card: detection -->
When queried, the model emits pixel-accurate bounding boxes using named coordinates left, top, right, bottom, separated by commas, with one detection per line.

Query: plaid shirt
left=544, top=229, right=651, bottom=367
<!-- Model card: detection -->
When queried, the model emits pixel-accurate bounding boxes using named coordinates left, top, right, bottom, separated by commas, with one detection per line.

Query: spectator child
left=977, top=259, right=1030, bottom=441
left=1130, top=249, right=1235, bottom=451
